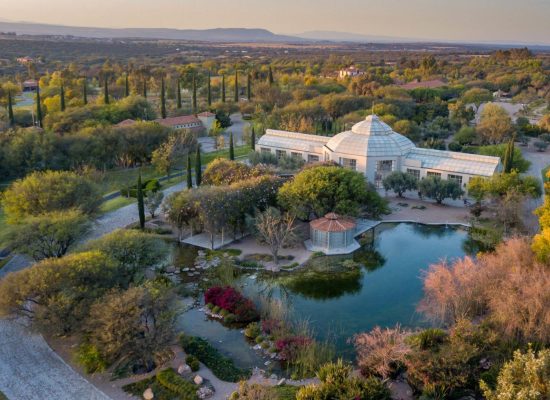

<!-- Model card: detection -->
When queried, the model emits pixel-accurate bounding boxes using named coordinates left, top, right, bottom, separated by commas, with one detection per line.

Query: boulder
left=165, top=265, right=176, bottom=273
left=277, top=378, right=286, bottom=386
left=197, top=387, right=214, bottom=399
left=193, top=375, right=204, bottom=385
left=143, top=387, right=154, bottom=400
left=177, top=364, right=191, bottom=375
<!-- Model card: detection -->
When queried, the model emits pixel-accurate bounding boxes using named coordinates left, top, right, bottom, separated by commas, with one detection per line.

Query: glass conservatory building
left=256, top=115, right=502, bottom=189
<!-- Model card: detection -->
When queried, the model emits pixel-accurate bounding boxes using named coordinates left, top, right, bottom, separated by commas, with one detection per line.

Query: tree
left=86, top=284, right=177, bottom=371
left=229, top=132, right=235, bottom=160
left=186, top=154, right=193, bottom=189
left=192, top=74, right=197, bottom=114
left=418, top=176, right=463, bottom=204
left=481, top=347, right=549, bottom=400
left=144, top=191, right=164, bottom=218
left=10, top=210, right=90, bottom=260
left=103, top=77, right=110, bottom=104
left=7, top=89, right=14, bottom=126
left=2, top=170, right=102, bottom=223
left=467, top=171, right=541, bottom=202
left=35, top=83, right=43, bottom=127
left=278, top=165, right=388, bottom=219
left=137, top=172, right=145, bottom=229
left=296, top=359, right=390, bottom=400
left=477, top=103, right=514, bottom=144
left=203, top=158, right=265, bottom=186
left=247, top=71, right=252, bottom=101
left=176, top=79, right=182, bottom=109
left=124, top=73, right=130, bottom=97
left=160, top=76, right=166, bottom=119
left=268, top=66, right=274, bottom=85
left=454, top=126, right=477, bottom=146
left=502, top=134, right=516, bottom=173
left=460, top=88, right=493, bottom=106
left=249, top=207, right=297, bottom=265
left=222, top=74, right=226, bottom=102
left=142, top=79, right=147, bottom=98
left=234, top=69, right=239, bottom=102
left=82, top=77, right=88, bottom=105
left=195, top=144, right=202, bottom=186
left=207, top=71, right=212, bottom=106
left=60, top=83, right=66, bottom=111
left=251, top=127, right=256, bottom=150
left=84, top=229, right=167, bottom=281
left=382, top=171, right=418, bottom=197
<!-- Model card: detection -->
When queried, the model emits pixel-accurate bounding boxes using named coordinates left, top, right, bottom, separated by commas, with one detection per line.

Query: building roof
left=325, top=115, right=415, bottom=157
left=399, top=79, right=447, bottom=90
left=155, top=115, right=202, bottom=127
left=258, top=130, right=330, bottom=153
left=197, top=111, right=216, bottom=117
left=404, top=148, right=501, bottom=177
left=310, top=213, right=356, bottom=232
left=116, top=119, right=137, bottom=127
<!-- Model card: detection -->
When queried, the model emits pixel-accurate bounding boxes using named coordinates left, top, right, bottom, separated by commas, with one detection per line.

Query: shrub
left=204, top=286, right=259, bottom=322
left=186, top=355, right=200, bottom=372
left=75, top=343, right=107, bottom=374
left=156, top=368, right=198, bottom=400
left=255, top=336, right=265, bottom=344
left=206, top=303, right=214, bottom=310
left=275, top=336, right=313, bottom=362
left=244, top=322, right=261, bottom=339
left=212, top=305, right=221, bottom=314
left=224, top=314, right=236, bottom=324
left=180, top=335, right=251, bottom=382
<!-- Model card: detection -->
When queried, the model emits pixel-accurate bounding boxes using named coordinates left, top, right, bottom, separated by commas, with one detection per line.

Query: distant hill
left=0, top=21, right=302, bottom=42
left=296, top=30, right=420, bottom=43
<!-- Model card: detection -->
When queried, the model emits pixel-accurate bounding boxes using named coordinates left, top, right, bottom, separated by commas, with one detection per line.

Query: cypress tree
left=125, top=73, right=130, bottom=97
left=229, top=132, right=235, bottom=160
left=207, top=71, right=212, bottom=106
left=504, top=135, right=516, bottom=173
left=160, top=76, right=166, bottom=119
left=82, top=78, right=88, bottom=105
left=234, top=69, right=239, bottom=102
left=221, top=74, right=226, bottom=103
left=195, top=144, right=202, bottom=186
left=251, top=127, right=256, bottom=150
left=192, top=74, right=197, bottom=114
left=103, top=78, right=109, bottom=104
left=186, top=154, right=193, bottom=189
left=143, top=79, right=147, bottom=98
left=7, top=89, right=14, bottom=126
left=177, top=79, right=182, bottom=109
left=60, top=83, right=65, bottom=111
left=35, top=84, right=43, bottom=128
left=268, top=66, right=274, bottom=85
left=137, top=172, right=145, bottom=230
left=247, top=72, right=252, bottom=101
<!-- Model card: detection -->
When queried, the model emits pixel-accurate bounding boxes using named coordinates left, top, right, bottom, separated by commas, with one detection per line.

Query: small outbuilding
left=307, top=213, right=359, bottom=255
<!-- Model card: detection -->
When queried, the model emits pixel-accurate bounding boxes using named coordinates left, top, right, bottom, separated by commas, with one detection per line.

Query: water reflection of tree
left=278, top=269, right=363, bottom=300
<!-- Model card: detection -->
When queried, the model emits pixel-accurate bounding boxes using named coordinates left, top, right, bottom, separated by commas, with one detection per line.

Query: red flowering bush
left=204, top=286, right=259, bottom=322
left=261, top=319, right=282, bottom=335
left=275, top=336, right=312, bottom=362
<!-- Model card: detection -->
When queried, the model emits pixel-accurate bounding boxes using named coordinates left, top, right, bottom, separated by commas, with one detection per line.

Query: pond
left=175, top=222, right=474, bottom=366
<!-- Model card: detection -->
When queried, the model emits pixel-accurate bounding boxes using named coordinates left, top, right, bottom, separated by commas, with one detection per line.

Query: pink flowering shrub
left=275, top=336, right=312, bottom=361
left=261, top=319, right=282, bottom=335
left=204, top=286, right=259, bottom=322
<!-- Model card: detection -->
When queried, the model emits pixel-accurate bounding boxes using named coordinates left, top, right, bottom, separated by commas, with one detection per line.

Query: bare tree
left=250, top=207, right=297, bottom=266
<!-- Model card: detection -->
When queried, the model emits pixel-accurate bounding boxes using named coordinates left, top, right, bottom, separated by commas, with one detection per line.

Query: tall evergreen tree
left=60, top=83, right=66, bottom=111
left=142, top=80, right=147, bottom=98
left=503, top=134, right=516, bottom=173
left=186, top=154, right=193, bottom=189
left=268, top=66, right=274, bottom=85
left=160, top=76, right=167, bottom=119
left=234, top=69, right=239, bottom=102
left=250, top=127, right=256, bottom=150
left=247, top=72, right=252, bottom=101
left=7, top=89, right=14, bottom=126
left=35, top=84, right=43, bottom=128
left=229, top=132, right=235, bottom=160
left=103, top=78, right=109, bottom=104
left=125, top=73, right=130, bottom=97
left=195, top=144, right=202, bottom=186
left=207, top=71, right=212, bottom=106
left=221, top=74, right=226, bottom=103
left=192, top=74, right=197, bottom=114
left=177, top=79, right=182, bottom=109
left=137, top=172, right=145, bottom=230
left=82, top=78, right=88, bottom=105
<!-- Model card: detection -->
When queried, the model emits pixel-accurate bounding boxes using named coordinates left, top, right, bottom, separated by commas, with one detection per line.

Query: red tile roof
left=399, top=79, right=447, bottom=90
left=310, top=213, right=356, bottom=232
left=116, top=119, right=137, bottom=127
left=155, top=115, right=202, bottom=128
left=197, top=111, right=216, bottom=117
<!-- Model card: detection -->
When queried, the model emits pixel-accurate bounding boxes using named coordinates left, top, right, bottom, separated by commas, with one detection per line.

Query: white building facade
left=256, top=115, right=501, bottom=189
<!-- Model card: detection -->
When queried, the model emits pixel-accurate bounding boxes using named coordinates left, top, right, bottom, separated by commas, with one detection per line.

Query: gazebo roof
left=310, top=213, right=356, bottom=233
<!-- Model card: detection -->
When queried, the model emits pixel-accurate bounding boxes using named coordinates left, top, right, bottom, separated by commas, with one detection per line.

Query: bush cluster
left=204, top=286, right=259, bottom=323
left=156, top=368, right=198, bottom=400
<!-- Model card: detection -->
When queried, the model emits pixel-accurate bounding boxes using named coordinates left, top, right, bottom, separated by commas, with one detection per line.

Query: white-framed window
left=308, top=154, right=320, bottom=163
left=291, top=152, right=303, bottom=159
left=377, top=160, right=394, bottom=172
left=261, top=147, right=271, bottom=154
left=276, top=149, right=286, bottom=159
left=447, top=174, right=463, bottom=186
left=406, top=168, right=420, bottom=180
left=339, top=157, right=357, bottom=171
left=427, top=171, right=441, bottom=178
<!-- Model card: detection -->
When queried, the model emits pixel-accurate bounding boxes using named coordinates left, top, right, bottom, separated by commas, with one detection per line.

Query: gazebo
left=306, top=213, right=359, bottom=255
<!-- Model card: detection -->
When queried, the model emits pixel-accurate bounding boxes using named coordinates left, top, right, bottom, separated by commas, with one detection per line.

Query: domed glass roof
left=325, top=115, right=415, bottom=157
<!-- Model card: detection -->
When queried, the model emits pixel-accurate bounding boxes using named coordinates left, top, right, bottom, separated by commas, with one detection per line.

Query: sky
left=2, top=0, right=550, bottom=44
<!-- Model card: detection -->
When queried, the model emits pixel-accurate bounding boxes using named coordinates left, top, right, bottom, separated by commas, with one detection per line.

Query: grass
left=0, top=204, right=9, bottom=249
left=274, top=385, right=301, bottom=400
left=99, top=196, right=136, bottom=214
left=0, top=255, right=14, bottom=271
left=542, top=165, right=550, bottom=182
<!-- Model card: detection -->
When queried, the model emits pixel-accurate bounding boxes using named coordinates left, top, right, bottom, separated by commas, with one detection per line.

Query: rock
left=182, top=268, right=190, bottom=272
left=178, top=364, right=191, bottom=375
left=165, top=265, right=176, bottom=273
left=253, top=344, right=262, bottom=350
left=277, top=378, right=286, bottom=386
left=269, top=374, right=277, bottom=380
left=197, top=386, right=214, bottom=399
left=264, top=360, right=271, bottom=366
left=143, top=387, right=154, bottom=400
left=193, top=375, right=204, bottom=385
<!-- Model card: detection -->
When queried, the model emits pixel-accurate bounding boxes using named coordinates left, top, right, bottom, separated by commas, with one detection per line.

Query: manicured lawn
left=0, top=204, right=8, bottom=249
left=99, top=196, right=136, bottom=214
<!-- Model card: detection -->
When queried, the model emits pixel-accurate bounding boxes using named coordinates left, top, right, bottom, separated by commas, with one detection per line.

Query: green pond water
left=176, top=222, right=474, bottom=367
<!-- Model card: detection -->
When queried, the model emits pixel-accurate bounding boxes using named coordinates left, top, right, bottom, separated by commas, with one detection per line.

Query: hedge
left=180, top=335, right=251, bottom=382
left=156, top=368, right=198, bottom=400
left=120, top=178, right=161, bottom=198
